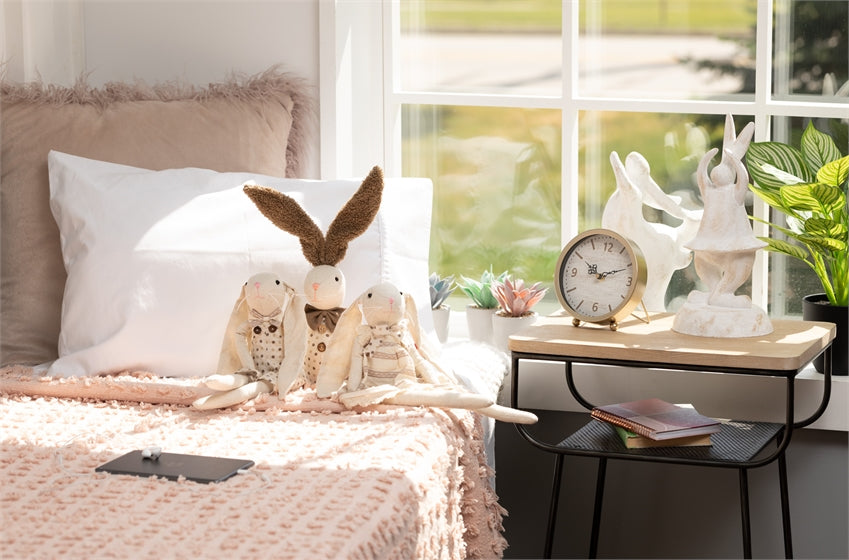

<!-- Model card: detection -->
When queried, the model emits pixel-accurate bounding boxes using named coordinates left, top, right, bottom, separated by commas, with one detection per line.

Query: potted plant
left=490, top=275, right=548, bottom=352
left=429, top=273, right=455, bottom=343
left=459, top=269, right=507, bottom=344
left=746, top=121, right=848, bottom=375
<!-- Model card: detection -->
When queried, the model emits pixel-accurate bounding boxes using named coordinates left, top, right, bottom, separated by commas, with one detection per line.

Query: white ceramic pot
left=466, top=305, right=496, bottom=345
left=432, top=305, right=450, bottom=343
left=491, top=312, right=538, bottom=353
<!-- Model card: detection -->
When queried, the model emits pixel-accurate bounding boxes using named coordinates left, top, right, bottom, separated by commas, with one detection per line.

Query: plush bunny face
left=360, top=282, right=406, bottom=327
left=304, top=265, right=345, bottom=310
left=244, top=272, right=289, bottom=316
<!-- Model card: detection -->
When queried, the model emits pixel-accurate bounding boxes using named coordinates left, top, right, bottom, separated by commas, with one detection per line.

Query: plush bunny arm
left=192, top=380, right=272, bottom=410
left=316, top=303, right=363, bottom=398
left=233, top=322, right=257, bottom=372
left=323, top=166, right=384, bottom=266
left=382, top=385, right=493, bottom=410
left=346, top=329, right=368, bottom=392
left=277, top=294, right=309, bottom=395
left=204, top=373, right=252, bottom=391
left=243, top=185, right=326, bottom=267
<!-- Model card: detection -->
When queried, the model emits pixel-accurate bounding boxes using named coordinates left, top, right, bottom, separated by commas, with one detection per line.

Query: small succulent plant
left=459, top=269, right=507, bottom=309
left=429, top=273, right=456, bottom=309
left=491, top=276, right=547, bottom=317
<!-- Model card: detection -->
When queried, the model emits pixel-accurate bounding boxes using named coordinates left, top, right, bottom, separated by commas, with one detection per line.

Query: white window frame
left=319, top=0, right=848, bottom=431
left=322, top=0, right=846, bottom=312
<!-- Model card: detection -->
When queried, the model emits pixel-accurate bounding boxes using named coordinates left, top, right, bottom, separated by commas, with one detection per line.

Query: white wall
left=82, top=0, right=320, bottom=176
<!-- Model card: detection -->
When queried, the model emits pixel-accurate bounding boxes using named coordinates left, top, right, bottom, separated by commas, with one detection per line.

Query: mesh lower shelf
left=558, top=419, right=784, bottom=464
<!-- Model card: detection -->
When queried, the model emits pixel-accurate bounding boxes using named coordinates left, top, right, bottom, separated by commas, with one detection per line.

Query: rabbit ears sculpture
left=243, top=166, right=384, bottom=267
left=719, top=113, right=755, bottom=169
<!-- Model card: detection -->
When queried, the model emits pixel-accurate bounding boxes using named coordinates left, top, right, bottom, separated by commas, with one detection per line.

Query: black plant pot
left=802, top=293, right=847, bottom=376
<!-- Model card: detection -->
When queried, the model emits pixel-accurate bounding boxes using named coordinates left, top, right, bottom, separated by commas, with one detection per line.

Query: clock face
left=555, top=229, right=646, bottom=323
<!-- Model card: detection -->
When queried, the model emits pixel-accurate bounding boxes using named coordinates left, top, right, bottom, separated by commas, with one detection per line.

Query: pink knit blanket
left=0, top=366, right=507, bottom=559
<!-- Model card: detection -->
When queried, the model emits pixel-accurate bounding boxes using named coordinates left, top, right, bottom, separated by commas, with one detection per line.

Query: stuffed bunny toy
left=317, top=282, right=538, bottom=424
left=243, top=166, right=384, bottom=385
left=192, top=272, right=307, bottom=410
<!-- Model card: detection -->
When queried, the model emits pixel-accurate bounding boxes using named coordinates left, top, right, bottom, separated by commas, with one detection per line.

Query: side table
left=508, top=312, right=836, bottom=559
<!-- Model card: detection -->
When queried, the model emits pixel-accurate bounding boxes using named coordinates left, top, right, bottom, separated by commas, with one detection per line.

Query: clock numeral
left=603, top=242, right=614, bottom=253
left=626, top=276, right=632, bottom=286
left=592, top=302, right=599, bottom=312
left=570, top=267, right=577, bottom=277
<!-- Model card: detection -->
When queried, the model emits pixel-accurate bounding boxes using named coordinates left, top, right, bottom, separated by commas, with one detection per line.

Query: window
left=322, top=0, right=847, bottom=317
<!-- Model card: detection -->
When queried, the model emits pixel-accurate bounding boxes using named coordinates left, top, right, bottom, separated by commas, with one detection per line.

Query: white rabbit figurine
left=243, top=167, right=384, bottom=385
left=317, top=282, right=538, bottom=425
left=192, top=272, right=307, bottom=410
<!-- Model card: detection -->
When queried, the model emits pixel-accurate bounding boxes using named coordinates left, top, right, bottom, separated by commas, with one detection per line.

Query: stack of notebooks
left=591, top=397, right=722, bottom=449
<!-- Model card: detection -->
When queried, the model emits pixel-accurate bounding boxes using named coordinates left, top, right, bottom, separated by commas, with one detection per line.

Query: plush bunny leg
left=203, top=373, right=253, bottom=391
left=383, top=385, right=493, bottom=410
left=474, top=404, right=538, bottom=425
left=192, top=380, right=272, bottom=410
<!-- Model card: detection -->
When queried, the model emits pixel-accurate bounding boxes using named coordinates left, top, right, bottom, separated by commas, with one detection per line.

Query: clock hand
left=597, top=268, right=626, bottom=280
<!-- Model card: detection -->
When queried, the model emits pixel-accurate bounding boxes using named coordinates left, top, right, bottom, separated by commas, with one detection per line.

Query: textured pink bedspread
left=0, top=367, right=507, bottom=559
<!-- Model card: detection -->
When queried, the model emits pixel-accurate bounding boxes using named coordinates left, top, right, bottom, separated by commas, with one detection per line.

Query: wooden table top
left=508, top=311, right=837, bottom=373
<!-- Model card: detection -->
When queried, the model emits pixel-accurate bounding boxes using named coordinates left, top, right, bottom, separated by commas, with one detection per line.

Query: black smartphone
left=95, top=450, right=254, bottom=483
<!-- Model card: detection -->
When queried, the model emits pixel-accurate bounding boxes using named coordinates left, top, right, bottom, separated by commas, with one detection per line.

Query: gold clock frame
left=554, top=228, right=649, bottom=331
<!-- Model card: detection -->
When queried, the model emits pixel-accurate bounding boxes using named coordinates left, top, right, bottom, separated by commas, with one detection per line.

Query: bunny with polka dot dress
left=192, top=272, right=307, bottom=410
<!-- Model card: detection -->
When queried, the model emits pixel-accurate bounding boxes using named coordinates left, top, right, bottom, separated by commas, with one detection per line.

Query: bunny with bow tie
left=193, top=272, right=307, bottom=409
left=243, top=166, right=384, bottom=385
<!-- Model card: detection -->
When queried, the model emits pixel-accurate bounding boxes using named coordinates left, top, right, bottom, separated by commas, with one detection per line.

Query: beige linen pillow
left=0, top=67, right=315, bottom=366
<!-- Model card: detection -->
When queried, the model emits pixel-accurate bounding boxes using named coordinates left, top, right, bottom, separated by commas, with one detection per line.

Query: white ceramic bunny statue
left=243, top=167, right=384, bottom=385
left=192, top=272, right=307, bottom=409
left=316, top=282, right=538, bottom=424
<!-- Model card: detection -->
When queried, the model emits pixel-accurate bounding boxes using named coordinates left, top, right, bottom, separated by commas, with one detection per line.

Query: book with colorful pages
left=591, top=398, right=721, bottom=441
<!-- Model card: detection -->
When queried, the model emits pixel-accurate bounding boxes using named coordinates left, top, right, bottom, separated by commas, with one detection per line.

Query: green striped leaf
left=749, top=183, right=788, bottom=211
left=798, top=232, right=846, bottom=253
left=801, top=121, right=843, bottom=171
left=817, top=155, right=849, bottom=188
left=780, top=183, right=844, bottom=213
left=758, top=237, right=810, bottom=261
left=746, top=142, right=813, bottom=189
left=804, top=217, right=847, bottom=240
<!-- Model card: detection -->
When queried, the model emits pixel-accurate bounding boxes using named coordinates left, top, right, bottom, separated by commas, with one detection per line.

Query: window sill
left=442, top=309, right=848, bottom=432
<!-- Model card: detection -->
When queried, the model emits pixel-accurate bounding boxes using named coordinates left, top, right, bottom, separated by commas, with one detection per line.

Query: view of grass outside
left=402, top=0, right=752, bottom=35
left=403, top=106, right=562, bottom=285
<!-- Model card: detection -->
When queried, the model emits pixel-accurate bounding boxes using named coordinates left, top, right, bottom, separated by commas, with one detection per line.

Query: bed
left=0, top=68, right=509, bottom=558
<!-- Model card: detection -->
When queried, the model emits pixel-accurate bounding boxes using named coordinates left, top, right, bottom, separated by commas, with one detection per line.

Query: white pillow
left=46, top=151, right=433, bottom=377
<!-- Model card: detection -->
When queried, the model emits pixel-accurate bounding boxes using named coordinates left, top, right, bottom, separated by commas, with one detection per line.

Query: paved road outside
left=401, top=33, right=746, bottom=97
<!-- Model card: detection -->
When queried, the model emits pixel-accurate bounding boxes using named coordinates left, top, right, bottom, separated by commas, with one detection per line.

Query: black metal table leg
left=740, top=468, right=752, bottom=558
left=779, top=452, right=793, bottom=558
left=589, top=457, right=607, bottom=559
left=544, top=453, right=565, bottom=559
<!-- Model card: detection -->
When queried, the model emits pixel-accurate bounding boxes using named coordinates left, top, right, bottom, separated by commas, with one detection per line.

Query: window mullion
left=751, top=0, right=776, bottom=310
left=562, top=0, right=580, bottom=244
left=383, top=0, right=401, bottom=176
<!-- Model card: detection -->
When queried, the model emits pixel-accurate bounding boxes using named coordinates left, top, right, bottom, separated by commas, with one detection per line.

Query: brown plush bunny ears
left=244, top=166, right=384, bottom=267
